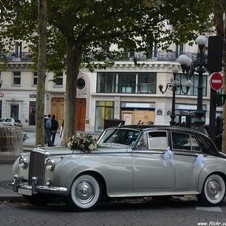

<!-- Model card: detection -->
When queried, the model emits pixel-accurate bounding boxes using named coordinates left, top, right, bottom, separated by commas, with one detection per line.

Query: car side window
left=172, top=132, right=201, bottom=152
left=147, top=131, right=168, bottom=149
left=137, top=132, right=148, bottom=149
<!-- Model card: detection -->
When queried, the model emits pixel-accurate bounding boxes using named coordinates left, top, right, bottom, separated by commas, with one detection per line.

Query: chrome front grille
left=28, top=151, right=46, bottom=186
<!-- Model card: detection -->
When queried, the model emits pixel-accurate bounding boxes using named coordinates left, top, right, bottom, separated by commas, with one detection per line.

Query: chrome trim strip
left=11, top=175, right=67, bottom=196
left=36, top=185, right=68, bottom=194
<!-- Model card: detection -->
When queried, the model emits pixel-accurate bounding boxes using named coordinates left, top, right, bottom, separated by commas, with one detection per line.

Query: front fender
left=53, top=156, right=102, bottom=194
left=198, top=160, right=226, bottom=193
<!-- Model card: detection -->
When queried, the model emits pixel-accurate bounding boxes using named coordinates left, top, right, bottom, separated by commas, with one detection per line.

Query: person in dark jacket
left=44, top=114, right=52, bottom=146
left=50, top=115, right=59, bottom=145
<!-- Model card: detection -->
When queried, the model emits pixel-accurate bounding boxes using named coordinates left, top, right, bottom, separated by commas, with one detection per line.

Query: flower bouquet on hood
left=67, top=133, right=97, bottom=153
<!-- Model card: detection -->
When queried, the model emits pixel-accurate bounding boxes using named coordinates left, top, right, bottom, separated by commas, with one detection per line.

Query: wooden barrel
left=0, top=126, right=23, bottom=154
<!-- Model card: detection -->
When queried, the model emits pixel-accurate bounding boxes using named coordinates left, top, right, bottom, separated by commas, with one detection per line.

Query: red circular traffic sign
left=210, top=72, right=223, bottom=90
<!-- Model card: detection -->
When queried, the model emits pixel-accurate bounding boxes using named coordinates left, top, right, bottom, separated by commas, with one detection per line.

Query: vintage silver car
left=11, top=125, right=226, bottom=211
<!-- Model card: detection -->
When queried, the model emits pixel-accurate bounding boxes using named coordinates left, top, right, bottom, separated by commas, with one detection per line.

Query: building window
left=138, top=72, right=156, bottom=93
left=13, top=71, right=21, bottom=86
left=33, top=72, right=38, bottom=86
left=176, top=73, right=207, bottom=97
left=54, top=72, right=63, bottom=86
left=11, top=104, right=19, bottom=119
left=176, top=44, right=184, bottom=58
left=147, top=42, right=157, bottom=59
left=77, top=78, right=86, bottom=89
left=97, top=72, right=156, bottom=94
left=118, top=72, right=136, bottom=93
left=95, top=101, right=114, bottom=132
left=15, top=42, right=22, bottom=59
left=97, top=72, right=117, bottom=93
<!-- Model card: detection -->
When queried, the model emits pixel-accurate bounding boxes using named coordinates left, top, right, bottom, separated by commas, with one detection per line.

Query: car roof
left=108, top=124, right=205, bottom=136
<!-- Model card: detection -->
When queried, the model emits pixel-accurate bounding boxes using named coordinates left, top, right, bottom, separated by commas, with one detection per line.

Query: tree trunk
left=36, top=0, right=47, bottom=146
left=62, top=38, right=81, bottom=144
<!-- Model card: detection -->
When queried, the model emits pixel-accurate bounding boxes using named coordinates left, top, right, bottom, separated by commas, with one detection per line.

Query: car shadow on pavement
left=2, top=196, right=201, bottom=213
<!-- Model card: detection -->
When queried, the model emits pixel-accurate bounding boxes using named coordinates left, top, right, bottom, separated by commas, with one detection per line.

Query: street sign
left=210, top=72, right=223, bottom=90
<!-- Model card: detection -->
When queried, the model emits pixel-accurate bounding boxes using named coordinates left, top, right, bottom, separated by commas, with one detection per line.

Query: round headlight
left=45, top=158, right=55, bottom=171
left=19, top=156, right=28, bottom=169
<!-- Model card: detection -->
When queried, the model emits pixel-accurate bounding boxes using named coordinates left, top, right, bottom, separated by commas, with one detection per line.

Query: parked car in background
left=0, top=117, right=22, bottom=127
left=11, top=125, right=226, bottom=211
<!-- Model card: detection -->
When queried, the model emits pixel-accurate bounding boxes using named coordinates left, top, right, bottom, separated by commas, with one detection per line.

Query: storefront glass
left=95, top=101, right=114, bottom=132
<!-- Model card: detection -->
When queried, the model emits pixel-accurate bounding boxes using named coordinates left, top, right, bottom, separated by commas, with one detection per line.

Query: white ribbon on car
left=194, top=154, right=205, bottom=168
left=163, top=147, right=175, bottom=167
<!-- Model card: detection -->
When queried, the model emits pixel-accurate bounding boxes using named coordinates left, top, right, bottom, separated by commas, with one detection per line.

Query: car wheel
left=197, top=174, right=226, bottom=206
left=67, top=174, right=102, bottom=211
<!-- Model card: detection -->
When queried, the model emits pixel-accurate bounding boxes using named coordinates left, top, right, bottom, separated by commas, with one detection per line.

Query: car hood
left=33, top=144, right=131, bottom=156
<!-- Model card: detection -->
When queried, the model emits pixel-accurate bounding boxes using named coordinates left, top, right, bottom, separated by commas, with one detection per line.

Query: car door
left=171, top=131, right=203, bottom=191
left=132, top=130, right=175, bottom=194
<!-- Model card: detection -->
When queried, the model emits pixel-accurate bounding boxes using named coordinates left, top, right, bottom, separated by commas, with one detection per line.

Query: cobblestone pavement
left=0, top=197, right=226, bottom=226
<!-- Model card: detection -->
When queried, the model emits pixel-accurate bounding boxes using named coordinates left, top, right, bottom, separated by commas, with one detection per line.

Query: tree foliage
left=0, top=0, right=216, bottom=143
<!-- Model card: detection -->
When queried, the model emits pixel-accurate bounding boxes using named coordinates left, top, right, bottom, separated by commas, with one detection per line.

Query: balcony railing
left=0, top=51, right=198, bottom=63
left=0, top=52, right=31, bottom=62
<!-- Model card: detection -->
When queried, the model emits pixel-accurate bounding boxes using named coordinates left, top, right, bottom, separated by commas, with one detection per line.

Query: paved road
left=0, top=193, right=226, bottom=226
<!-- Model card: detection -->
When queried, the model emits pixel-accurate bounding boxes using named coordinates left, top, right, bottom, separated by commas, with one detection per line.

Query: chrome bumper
left=11, top=175, right=68, bottom=196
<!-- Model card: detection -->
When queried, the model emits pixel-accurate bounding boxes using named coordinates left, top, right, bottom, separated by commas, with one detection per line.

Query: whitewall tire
left=197, top=174, right=226, bottom=206
left=67, top=174, right=102, bottom=211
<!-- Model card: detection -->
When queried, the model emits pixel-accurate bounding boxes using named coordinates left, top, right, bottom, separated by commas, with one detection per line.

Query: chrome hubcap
left=207, top=179, right=221, bottom=200
left=76, top=180, right=94, bottom=204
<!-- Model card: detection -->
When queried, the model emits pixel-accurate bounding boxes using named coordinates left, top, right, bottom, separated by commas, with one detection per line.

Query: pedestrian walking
left=50, top=114, right=59, bottom=145
left=44, top=114, right=52, bottom=146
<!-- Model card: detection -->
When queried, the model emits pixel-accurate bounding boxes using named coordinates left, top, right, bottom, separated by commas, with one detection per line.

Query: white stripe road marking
left=212, top=79, right=222, bottom=83
left=196, top=207, right=223, bottom=212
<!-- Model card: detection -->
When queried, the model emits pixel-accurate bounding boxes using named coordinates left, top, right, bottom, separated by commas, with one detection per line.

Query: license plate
left=18, top=188, right=32, bottom=196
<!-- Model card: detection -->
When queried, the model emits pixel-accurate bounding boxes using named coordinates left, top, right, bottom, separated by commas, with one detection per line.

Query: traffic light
left=215, top=94, right=226, bottom=106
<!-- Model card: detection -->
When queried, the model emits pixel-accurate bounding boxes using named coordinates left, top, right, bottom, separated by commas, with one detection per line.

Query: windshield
left=97, top=128, right=141, bottom=147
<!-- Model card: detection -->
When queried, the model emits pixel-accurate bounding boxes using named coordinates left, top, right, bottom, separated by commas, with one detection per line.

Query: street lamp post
left=0, top=78, right=2, bottom=89
left=178, top=35, right=207, bottom=132
left=159, top=67, right=192, bottom=125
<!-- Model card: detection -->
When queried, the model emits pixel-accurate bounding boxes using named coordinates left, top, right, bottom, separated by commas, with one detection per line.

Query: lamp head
left=178, top=54, right=192, bottom=66
left=196, top=35, right=207, bottom=46
left=183, top=80, right=192, bottom=88
left=183, top=79, right=192, bottom=93
left=178, top=54, right=192, bottom=76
